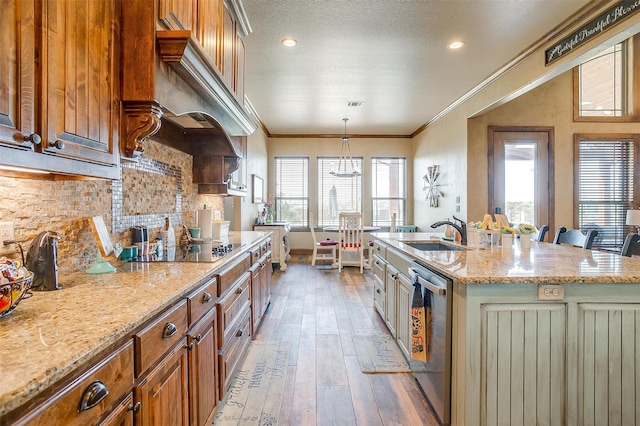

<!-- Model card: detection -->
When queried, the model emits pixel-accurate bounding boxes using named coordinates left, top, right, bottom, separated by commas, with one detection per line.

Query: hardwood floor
left=252, top=256, right=440, bottom=425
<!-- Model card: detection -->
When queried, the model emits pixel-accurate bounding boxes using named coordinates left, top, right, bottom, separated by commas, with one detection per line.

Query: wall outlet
left=0, top=222, right=15, bottom=254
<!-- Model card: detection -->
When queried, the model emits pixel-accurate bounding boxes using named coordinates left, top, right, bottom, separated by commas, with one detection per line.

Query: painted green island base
left=371, top=233, right=640, bottom=426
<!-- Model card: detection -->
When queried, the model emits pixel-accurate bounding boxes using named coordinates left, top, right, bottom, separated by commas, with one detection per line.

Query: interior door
left=489, top=128, right=554, bottom=239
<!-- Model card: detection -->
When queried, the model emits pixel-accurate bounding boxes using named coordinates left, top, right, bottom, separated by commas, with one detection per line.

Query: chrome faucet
left=430, top=215, right=467, bottom=245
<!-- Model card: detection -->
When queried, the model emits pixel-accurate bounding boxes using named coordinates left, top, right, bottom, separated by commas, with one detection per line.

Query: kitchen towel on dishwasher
left=411, top=278, right=430, bottom=362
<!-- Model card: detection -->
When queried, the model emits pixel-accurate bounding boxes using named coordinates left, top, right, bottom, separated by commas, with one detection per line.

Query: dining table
left=321, top=225, right=381, bottom=269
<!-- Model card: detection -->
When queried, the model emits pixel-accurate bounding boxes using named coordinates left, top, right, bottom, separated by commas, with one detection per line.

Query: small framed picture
left=252, top=174, right=263, bottom=204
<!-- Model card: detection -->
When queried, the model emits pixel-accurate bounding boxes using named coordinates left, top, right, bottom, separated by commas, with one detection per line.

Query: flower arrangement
left=263, top=195, right=276, bottom=216
left=500, top=225, right=519, bottom=234
left=518, top=224, right=537, bottom=234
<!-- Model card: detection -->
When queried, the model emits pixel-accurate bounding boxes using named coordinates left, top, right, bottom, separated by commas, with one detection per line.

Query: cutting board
left=90, top=216, right=114, bottom=257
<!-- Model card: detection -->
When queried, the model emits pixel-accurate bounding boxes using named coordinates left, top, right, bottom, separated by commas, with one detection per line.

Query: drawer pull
left=236, top=287, right=243, bottom=295
left=376, top=288, right=380, bottom=294
left=127, top=402, right=142, bottom=413
left=23, top=133, right=41, bottom=145
left=78, top=381, right=109, bottom=412
left=186, top=342, right=194, bottom=350
left=195, top=334, right=202, bottom=342
left=202, top=292, right=213, bottom=303
left=235, top=329, right=243, bottom=337
left=162, top=322, right=178, bottom=339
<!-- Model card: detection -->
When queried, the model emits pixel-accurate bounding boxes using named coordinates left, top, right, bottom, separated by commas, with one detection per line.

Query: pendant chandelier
left=330, top=118, right=361, bottom=177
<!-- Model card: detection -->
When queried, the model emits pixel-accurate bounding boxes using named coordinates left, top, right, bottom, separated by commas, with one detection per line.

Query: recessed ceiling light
left=282, top=38, right=297, bottom=47
left=448, top=41, right=465, bottom=50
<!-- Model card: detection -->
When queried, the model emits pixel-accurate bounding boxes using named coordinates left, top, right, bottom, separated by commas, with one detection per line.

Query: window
left=577, top=43, right=627, bottom=117
left=575, top=136, right=638, bottom=249
left=274, top=157, right=309, bottom=227
left=372, top=158, right=406, bottom=228
left=317, top=157, right=362, bottom=227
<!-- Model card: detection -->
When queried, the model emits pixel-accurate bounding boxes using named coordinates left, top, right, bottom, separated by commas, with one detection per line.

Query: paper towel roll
left=197, top=209, right=213, bottom=239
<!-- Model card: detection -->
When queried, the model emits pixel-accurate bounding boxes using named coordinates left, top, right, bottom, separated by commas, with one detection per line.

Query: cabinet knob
left=235, top=329, right=243, bottom=337
left=51, top=140, right=65, bottom=150
left=162, top=322, right=178, bottom=339
left=202, top=292, right=212, bottom=303
left=127, top=401, right=142, bottom=413
left=78, top=381, right=109, bottom=412
left=185, top=342, right=194, bottom=350
left=195, top=334, right=202, bottom=342
left=23, top=133, right=41, bottom=145
left=236, top=287, right=243, bottom=295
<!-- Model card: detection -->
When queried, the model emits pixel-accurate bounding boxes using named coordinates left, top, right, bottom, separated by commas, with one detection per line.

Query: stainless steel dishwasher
left=408, top=260, right=453, bottom=425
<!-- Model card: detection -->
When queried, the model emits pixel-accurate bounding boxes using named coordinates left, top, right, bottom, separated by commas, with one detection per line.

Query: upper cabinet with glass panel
left=574, top=35, right=640, bottom=121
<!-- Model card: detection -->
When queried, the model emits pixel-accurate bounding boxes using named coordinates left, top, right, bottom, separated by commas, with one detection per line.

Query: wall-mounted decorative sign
left=546, top=1, right=640, bottom=65
left=423, top=165, right=443, bottom=208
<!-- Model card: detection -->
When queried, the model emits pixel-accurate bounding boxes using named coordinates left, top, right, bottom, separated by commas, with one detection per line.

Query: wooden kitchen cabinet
left=12, top=341, right=135, bottom=426
left=187, top=308, right=219, bottom=426
left=0, top=0, right=120, bottom=179
left=250, top=239, right=272, bottom=335
left=134, top=338, right=190, bottom=426
left=0, top=0, right=36, bottom=150
left=185, top=276, right=219, bottom=426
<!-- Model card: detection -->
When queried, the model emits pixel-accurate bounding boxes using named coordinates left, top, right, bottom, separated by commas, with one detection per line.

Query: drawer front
left=372, top=254, right=386, bottom=288
left=250, top=248, right=261, bottom=265
left=16, top=341, right=135, bottom=426
left=217, top=271, right=251, bottom=349
left=187, top=276, right=217, bottom=326
left=134, top=300, right=188, bottom=376
left=373, top=283, right=386, bottom=318
left=386, top=248, right=412, bottom=277
left=217, top=252, right=251, bottom=296
left=372, top=239, right=387, bottom=260
left=218, top=310, right=251, bottom=398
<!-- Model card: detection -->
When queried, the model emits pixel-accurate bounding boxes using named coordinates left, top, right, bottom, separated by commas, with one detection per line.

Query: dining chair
left=552, top=226, right=597, bottom=249
left=620, top=233, right=640, bottom=257
left=338, top=212, right=365, bottom=273
left=310, top=213, right=337, bottom=267
left=535, top=224, right=549, bottom=242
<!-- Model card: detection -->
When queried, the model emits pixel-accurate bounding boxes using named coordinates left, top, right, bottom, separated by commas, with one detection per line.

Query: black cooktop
left=136, top=242, right=243, bottom=263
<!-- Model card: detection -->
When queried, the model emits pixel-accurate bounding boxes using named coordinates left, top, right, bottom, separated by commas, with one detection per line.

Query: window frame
left=371, top=157, right=407, bottom=229
left=573, top=134, right=640, bottom=250
left=274, top=156, right=309, bottom=229
left=573, top=35, right=640, bottom=122
left=317, top=156, right=363, bottom=228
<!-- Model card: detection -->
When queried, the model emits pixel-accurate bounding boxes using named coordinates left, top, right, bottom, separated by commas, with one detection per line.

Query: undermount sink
left=401, top=241, right=467, bottom=251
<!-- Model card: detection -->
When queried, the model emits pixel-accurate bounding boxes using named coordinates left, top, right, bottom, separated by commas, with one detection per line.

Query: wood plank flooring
left=252, top=256, right=440, bottom=425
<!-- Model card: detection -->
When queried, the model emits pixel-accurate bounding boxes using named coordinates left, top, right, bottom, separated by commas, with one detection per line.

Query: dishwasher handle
left=409, top=268, right=447, bottom=296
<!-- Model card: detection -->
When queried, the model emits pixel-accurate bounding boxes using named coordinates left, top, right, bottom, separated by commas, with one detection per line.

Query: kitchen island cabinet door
left=40, top=0, right=120, bottom=169
left=0, top=0, right=36, bottom=150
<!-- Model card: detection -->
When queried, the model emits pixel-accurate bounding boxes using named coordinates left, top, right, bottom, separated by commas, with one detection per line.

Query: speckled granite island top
left=0, top=231, right=271, bottom=418
left=372, top=232, right=640, bottom=284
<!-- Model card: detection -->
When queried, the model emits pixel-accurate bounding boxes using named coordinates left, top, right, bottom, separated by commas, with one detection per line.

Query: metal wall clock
left=423, top=165, right=442, bottom=207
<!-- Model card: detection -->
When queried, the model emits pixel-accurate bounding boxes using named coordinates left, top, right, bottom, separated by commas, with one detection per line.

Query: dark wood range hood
left=121, top=2, right=256, bottom=196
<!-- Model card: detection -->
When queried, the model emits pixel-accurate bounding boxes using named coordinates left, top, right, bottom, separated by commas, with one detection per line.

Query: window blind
left=577, top=139, right=634, bottom=248
left=274, top=157, right=309, bottom=227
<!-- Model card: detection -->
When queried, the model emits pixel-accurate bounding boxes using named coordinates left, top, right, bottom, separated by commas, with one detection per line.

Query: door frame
left=488, top=126, right=555, bottom=239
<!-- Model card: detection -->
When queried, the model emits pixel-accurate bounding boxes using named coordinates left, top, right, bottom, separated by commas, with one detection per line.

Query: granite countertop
left=0, top=231, right=271, bottom=418
left=372, top=232, right=640, bottom=284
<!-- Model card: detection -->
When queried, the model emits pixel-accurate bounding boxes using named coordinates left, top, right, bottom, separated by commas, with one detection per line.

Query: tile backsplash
left=0, top=140, right=223, bottom=275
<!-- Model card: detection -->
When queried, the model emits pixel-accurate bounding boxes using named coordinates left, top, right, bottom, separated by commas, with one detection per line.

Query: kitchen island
left=371, top=232, right=640, bottom=426
left=0, top=231, right=272, bottom=425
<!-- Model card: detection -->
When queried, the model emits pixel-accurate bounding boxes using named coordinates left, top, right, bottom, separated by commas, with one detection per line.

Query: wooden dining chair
left=310, top=213, right=337, bottom=266
left=338, top=212, right=365, bottom=273
left=552, top=226, right=598, bottom=249
left=621, top=233, right=640, bottom=257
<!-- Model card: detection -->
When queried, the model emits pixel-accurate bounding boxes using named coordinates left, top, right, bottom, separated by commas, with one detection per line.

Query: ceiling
left=241, top=0, right=594, bottom=137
